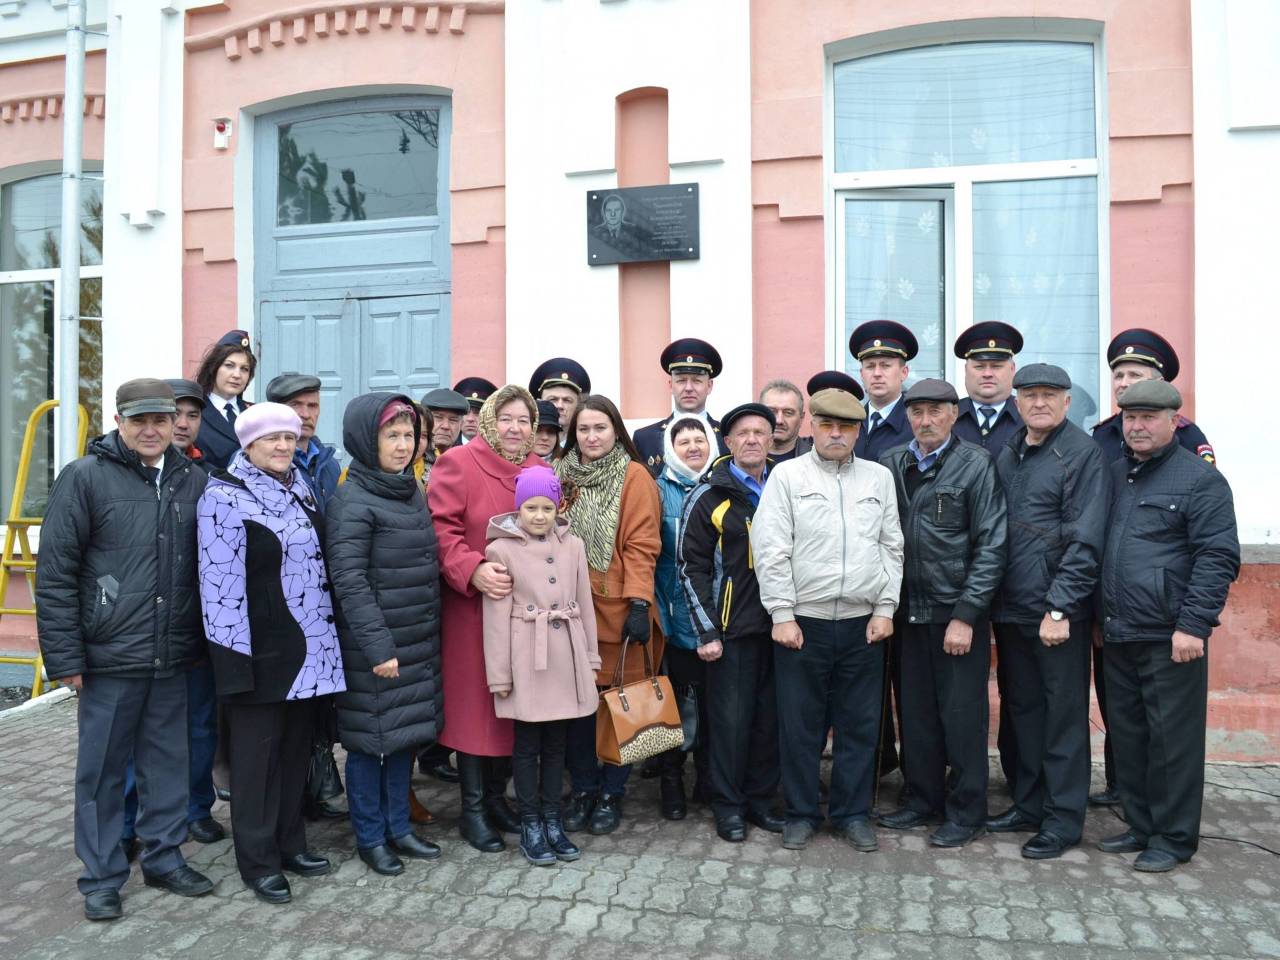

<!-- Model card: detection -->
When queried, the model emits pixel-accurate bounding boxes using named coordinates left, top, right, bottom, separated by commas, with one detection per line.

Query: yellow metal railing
left=0, top=399, right=89, bottom=699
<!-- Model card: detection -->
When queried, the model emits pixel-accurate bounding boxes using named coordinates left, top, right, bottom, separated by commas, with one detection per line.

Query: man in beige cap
left=751, top=387, right=903, bottom=852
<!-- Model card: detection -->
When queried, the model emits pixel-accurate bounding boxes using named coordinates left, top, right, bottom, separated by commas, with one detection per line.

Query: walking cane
left=871, top=630, right=894, bottom=815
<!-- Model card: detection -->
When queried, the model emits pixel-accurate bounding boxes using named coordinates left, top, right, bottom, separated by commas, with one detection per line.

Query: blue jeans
left=566, top=713, right=631, bottom=797
left=345, top=749, right=413, bottom=850
left=123, top=662, right=219, bottom=838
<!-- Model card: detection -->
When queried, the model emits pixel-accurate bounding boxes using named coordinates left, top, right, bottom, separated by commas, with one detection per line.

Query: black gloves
left=622, top=599, right=651, bottom=645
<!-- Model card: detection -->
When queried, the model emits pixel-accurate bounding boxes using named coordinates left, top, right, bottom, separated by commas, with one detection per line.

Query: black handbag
left=676, top=682, right=701, bottom=753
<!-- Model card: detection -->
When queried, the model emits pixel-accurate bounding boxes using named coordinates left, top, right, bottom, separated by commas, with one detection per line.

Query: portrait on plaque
left=586, top=183, right=700, bottom=266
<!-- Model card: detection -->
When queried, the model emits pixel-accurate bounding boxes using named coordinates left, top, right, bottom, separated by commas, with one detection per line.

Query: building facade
left=1, top=0, right=1277, bottom=751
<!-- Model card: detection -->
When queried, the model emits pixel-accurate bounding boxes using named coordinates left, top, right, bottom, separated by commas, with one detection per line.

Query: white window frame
left=823, top=20, right=1111, bottom=409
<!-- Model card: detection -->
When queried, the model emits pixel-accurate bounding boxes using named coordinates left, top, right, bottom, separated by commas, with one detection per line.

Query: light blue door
left=254, top=95, right=452, bottom=454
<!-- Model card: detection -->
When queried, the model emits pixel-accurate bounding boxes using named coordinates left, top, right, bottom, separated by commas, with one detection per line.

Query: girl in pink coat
left=483, top=467, right=600, bottom=865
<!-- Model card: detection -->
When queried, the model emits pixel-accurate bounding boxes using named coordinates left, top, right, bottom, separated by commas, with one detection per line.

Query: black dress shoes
left=1021, top=831, right=1075, bottom=860
left=358, top=844, right=405, bottom=876
left=281, top=852, right=331, bottom=877
left=588, top=793, right=622, bottom=835
left=745, top=808, right=785, bottom=833
left=929, top=822, right=985, bottom=848
left=187, top=817, right=226, bottom=844
left=1088, top=786, right=1122, bottom=806
left=1097, top=829, right=1146, bottom=854
left=1134, top=848, right=1181, bottom=873
left=247, top=874, right=292, bottom=904
left=143, top=864, right=214, bottom=897
left=307, top=797, right=348, bottom=820
left=659, top=774, right=687, bottom=821
left=715, top=816, right=746, bottom=843
left=390, top=832, right=442, bottom=860
left=782, top=820, right=816, bottom=850
left=878, top=807, right=941, bottom=830
left=985, top=806, right=1040, bottom=834
left=483, top=797, right=523, bottom=835
left=563, top=791, right=596, bottom=833
left=841, top=819, right=879, bottom=852
left=428, top=760, right=460, bottom=784
left=84, top=889, right=122, bottom=921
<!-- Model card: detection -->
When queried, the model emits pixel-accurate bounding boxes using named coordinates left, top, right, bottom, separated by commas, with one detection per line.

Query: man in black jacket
left=986, top=364, right=1110, bottom=859
left=37, top=379, right=214, bottom=921
left=678, top=403, right=782, bottom=843
left=877, top=380, right=1007, bottom=847
left=1096, top=380, right=1239, bottom=872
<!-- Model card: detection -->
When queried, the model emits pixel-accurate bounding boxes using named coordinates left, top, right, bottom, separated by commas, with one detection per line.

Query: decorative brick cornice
left=0, top=91, right=105, bottom=123
left=184, top=2, right=503, bottom=60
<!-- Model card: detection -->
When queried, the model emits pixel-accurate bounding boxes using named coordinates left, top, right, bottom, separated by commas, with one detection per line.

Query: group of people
left=36, top=318, right=1239, bottom=923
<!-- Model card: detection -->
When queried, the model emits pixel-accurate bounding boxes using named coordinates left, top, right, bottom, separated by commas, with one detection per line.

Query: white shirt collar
left=972, top=398, right=1007, bottom=418
left=869, top=394, right=900, bottom=419
left=208, top=391, right=241, bottom=416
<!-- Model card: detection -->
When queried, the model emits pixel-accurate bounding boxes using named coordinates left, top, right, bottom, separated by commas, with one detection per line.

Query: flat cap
left=453, top=377, right=498, bottom=407
left=1013, top=363, right=1072, bottom=391
left=1107, top=328, right=1180, bottom=383
left=810, top=387, right=867, bottom=423
left=163, top=378, right=203, bottom=404
left=849, top=320, right=919, bottom=362
left=954, top=321, right=1023, bottom=360
left=422, top=388, right=470, bottom=414
left=720, top=402, right=777, bottom=437
left=535, top=399, right=562, bottom=431
left=529, top=358, right=591, bottom=396
left=116, top=378, right=176, bottom=417
left=265, top=372, right=322, bottom=403
left=661, top=338, right=723, bottom=379
left=1117, top=379, right=1182, bottom=411
left=904, top=378, right=960, bottom=405
left=806, top=370, right=865, bottom=401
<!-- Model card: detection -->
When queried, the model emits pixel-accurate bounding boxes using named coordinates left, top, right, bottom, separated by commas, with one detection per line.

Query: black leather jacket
left=1100, top=442, right=1239, bottom=643
left=880, top=437, right=1007, bottom=625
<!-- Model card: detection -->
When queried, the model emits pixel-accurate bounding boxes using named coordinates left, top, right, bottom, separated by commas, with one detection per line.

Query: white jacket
left=750, top=449, right=903, bottom=623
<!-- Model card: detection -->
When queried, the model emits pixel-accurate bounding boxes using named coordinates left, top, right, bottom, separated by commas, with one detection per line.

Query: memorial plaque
left=586, top=183, right=700, bottom=266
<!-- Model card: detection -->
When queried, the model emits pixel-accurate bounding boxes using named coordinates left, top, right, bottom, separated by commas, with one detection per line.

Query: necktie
left=868, top=411, right=883, bottom=434
left=224, top=402, right=238, bottom=426
left=144, top=466, right=160, bottom=490
left=979, top=405, right=997, bottom=435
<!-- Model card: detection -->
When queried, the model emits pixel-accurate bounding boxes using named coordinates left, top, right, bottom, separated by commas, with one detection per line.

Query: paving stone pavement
left=2, top=698, right=1278, bottom=960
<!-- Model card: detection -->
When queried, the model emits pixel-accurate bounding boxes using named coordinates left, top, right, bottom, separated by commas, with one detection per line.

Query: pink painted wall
left=179, top=0, right=506, bottom=378
left=749, top=0, right=1198, bottom=416
left=0, top=53, right=107, bottom=170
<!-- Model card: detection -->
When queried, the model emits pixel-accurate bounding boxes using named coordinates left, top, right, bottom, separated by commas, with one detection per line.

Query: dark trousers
left=900, top=621, right=991, bottom=826
left=1104, top=641, right=1207, bottom=861
left=512, top=719, right=569, bottom=818
left=659, top=646, right=710, bottom=784
left=226, top=698, right=314, bottom=880
left=122, top=661, right=219, bottom=837
left=994, top=625, right=1019, bottom=785
left=74, top=673, right=189, bottom=894
left=1092, top=642, right=1116, bottom=788
left=345, top=748, right=413, bottom=850
left=706, top=634, right=780, bottom=820
left=995, top=619, right=1091, bottom=843
left=774, top=615, right=883, bottom=827
left=566, top=706, right=632, bottom=796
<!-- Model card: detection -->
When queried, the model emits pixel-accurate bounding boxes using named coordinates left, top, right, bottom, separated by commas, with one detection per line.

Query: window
left=0, top=174, right=104, bottom=516
left=831, top=38, right=1105, bottom=424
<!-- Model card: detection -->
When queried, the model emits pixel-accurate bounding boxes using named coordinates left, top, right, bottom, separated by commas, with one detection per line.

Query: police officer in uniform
left=951, top=322, right=1024, bottom=788
left=528, top=358, right=591, bottom=430
left=850, top=321, right=917, bottom=462
left=633, top=338, right=728, bottom=476
left=452, top=376, right=498, bottom=444
left=1088, top=328, right=1215, bottom=807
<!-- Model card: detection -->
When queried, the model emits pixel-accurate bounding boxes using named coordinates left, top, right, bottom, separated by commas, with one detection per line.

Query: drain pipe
left=56, top=0, right=87, bottom=471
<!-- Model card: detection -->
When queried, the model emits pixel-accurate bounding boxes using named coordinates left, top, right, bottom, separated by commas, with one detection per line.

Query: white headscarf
left=662, top=416, right=716, bottom=485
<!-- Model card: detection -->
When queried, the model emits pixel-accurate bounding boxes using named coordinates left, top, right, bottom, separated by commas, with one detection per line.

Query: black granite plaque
left=586, top=183, right=700, bottom=265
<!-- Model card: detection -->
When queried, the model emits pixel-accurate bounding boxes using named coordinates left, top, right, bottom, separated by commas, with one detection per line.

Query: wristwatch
left=1048, top=610, right=1066, bottom=622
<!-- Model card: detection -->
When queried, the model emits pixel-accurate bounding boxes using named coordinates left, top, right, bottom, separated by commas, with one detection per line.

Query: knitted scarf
left=477, top=384, right=539, bottom=465
left=555, top=443, right=630, bottom=572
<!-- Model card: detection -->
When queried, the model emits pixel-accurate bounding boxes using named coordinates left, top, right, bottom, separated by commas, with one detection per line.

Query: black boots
left=483, top=757, right=522, bottom=835
left=542, top=813, right=580, bottom=862
left=456, top=753, right=504, bottom=853
left=659, top=769, right=687, bottom=821
left=519, top=817, right=557, bottom=866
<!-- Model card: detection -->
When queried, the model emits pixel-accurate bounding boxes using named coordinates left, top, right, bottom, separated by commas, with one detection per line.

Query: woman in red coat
left=428, top=383, right=546, bottom=853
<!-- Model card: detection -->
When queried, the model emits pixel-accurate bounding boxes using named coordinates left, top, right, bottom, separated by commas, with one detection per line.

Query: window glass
left=276, top=109, right=440, bottom=226
left=834, top=41, right=1096, bottom=172
left=843, top=197, right=945, bottom=384
left=972, top=177, right=1099, bottom=426
left=0, top=173, right=104, bottom=270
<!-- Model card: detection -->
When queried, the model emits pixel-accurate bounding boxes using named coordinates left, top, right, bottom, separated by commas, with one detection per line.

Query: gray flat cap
left=422, top=388, right=470, bottom=414
left=164, top=378, right=203, bottom=403
left=1013, top=363, right=1072, bottom=391
left=810, top=387, right=867, bottom=423
left=904, top=378, right=959, bottom=405
left=1118, top=379, right=1181, bottom=411
left=116, top=378, right=176, bottom=417
left=265, top=372, right=322, bottom=402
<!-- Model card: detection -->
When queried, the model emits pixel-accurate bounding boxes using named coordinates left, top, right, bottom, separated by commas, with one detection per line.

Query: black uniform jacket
left=953, top=397, right=1023, bottom=454
left=854, top=396, right=912, bottom=462
left=634, top=413, right=726, bottom=477
left=1092, top=413, right=1215, bottom=467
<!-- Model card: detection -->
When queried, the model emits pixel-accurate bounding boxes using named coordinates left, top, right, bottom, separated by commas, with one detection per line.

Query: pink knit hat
left=515, top=465, right=561, bottom=509
left=234, top=402, right=302, bottom=449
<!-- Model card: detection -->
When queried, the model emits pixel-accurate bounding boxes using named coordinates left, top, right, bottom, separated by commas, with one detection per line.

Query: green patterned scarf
left=555, top=444, right=630, bottom=572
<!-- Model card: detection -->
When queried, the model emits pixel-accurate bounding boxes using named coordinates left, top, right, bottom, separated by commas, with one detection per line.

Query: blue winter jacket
left=294, top=438, right=341, bottom=515
left=656, top=468, right=700, bottom=650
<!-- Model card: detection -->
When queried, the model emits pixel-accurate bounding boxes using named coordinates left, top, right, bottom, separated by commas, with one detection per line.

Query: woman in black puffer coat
left=326, top=392, right=443, bottom=876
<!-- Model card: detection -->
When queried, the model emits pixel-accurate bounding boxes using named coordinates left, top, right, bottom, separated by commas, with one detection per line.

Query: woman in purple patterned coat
left=197, top=402, right=345, bottom=906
